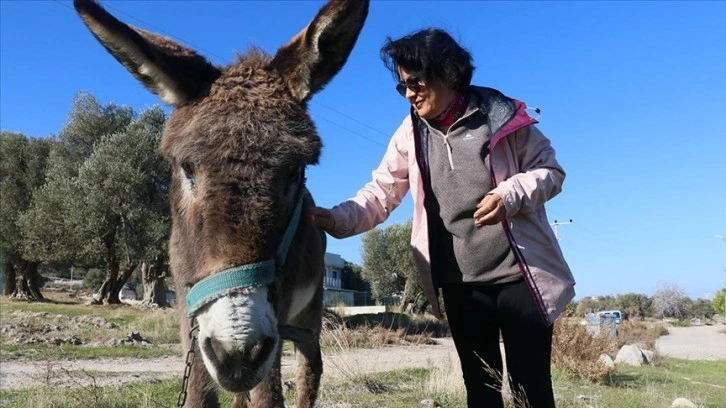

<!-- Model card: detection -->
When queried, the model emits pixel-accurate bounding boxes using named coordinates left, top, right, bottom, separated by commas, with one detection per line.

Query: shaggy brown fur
left=72, top=1, right=369, bottom=406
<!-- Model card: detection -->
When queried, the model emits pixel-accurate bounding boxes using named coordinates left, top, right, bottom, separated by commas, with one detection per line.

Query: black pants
left=441, top=280, right=555, bottom=408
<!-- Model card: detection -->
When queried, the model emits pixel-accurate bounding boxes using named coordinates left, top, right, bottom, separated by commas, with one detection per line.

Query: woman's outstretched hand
left=310, top=206, right=336, bottom=233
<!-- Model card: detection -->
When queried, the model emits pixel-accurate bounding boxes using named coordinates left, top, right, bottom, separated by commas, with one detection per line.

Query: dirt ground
left=1, top=325, right=724, bottom=391
left=0, top=338, right=459, bottom=391
left=654, top=324, right=726, bottom=360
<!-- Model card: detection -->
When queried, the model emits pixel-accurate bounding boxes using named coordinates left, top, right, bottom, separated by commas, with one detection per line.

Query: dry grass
left=424, top=352, right=465, bottom=398
left=320, top=311, right=439, bottom=350
left=551, top=318, right=615, bottom=383
left=615, top=319, right=668, bottom=350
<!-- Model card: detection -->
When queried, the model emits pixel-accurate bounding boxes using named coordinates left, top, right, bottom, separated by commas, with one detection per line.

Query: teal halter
left=185, top=194, right=304, bottom=317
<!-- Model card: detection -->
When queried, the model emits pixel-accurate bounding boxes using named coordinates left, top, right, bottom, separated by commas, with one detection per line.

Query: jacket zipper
left=489, top=128, right=551, bottom=326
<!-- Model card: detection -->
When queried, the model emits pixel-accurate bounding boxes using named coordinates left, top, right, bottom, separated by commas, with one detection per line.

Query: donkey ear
left=73, top=0, right=221, bottom=106
left=270, top=0, right=369, bottom=102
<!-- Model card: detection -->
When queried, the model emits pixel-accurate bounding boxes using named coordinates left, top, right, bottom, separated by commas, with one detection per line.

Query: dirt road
left=3, top=326, right=724, bottom=391
left=0, top=339, right=459, bottom=390
left=654, top=325, right=726, bottom=361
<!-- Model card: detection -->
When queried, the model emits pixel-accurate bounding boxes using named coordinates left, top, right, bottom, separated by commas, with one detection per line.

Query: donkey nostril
left=203, top=336, right=228, bottom=364
left=248, top=336, right=276, bottom=362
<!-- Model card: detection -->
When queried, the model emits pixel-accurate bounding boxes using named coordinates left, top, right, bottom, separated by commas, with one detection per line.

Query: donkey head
left=74, top=0, right=368, bottom=392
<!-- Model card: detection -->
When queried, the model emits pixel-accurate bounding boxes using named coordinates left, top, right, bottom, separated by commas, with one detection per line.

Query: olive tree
left=361, top=220, right=427, bottom=313
left=0, top=132, right=54, bottom=300
left=21, top=95, right=169, bottom=305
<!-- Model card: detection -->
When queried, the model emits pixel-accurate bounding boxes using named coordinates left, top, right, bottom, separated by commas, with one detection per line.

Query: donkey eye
left=288, top=167, right=303, bottom=182
left=181, top=162, right=196, bottom=187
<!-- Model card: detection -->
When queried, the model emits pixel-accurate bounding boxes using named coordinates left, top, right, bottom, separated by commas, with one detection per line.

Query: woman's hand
left=310, top=206, right=336, bottom=232
left=474, top=193, right=506, bottom=227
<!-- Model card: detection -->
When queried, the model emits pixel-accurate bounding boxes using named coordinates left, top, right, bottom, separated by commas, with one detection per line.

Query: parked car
left=597, top=310, right=622, bottom=324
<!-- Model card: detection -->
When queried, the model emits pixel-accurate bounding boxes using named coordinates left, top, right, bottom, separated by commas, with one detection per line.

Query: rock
left=671, top=397, right=697, bottom=407
left=615, top=344, right=648, bottom=366
left=598, top=354, right=615, bottom=368
left=641, top=349, right=655, bottom=364
left=420, top=399, right=440, bottom=408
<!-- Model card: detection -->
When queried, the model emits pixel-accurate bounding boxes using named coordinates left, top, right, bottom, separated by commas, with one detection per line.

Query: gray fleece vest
left=421, top=91, right=520, bottom=285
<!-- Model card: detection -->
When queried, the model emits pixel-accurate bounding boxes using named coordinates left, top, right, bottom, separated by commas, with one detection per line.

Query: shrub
left=320, top=311, right=439, bottom=350
left=615, top=320, right=668, bottom=350
left=551, top=318, right=614, bottom=383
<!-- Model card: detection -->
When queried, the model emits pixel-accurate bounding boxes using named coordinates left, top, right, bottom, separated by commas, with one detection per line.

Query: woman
left=311, top=28, right=575, bottom=408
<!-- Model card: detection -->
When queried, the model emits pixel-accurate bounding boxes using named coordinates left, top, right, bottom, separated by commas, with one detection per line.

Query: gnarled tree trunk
left=4, top=255, right=44, bottom=301
left=3, top=255, right=15, bottom=296
left=141, top=257, right=168, bottom=307
left=96, top=261, right=137, bottom=305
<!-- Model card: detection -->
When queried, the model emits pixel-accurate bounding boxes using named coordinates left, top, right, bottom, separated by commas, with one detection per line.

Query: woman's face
left=397, top=68, right=457, bottom=120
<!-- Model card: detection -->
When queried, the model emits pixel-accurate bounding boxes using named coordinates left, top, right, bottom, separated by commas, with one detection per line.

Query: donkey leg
left=245, top=343, right=284, bottom=408
left=293, top=335, right=323, bottom=408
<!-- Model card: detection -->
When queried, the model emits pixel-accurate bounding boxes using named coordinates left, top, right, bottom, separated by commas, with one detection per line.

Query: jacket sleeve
left=328, top=120, right=412, bottom=238
left=490, top=124, right=565, bottom=216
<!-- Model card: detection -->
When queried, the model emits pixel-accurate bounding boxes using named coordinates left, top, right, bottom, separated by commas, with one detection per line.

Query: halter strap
left=185, top=193, right=305, bottom=317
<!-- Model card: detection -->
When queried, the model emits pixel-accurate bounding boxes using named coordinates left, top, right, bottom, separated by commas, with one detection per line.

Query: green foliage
left=0, top=132, right=54, bottom=256
left=689, top=298, right=715, bottom=319
left=563, top=300, right=578, bottom=317
left=341, top=261, right=369, bottom=292
left=361, top=221, right=424, bottom=309
left=82, top=268, right=106, bottom=292
left=713, top=288, right=726, bottom=317
left=361, top=227, right=405, bottom=300
left=58, top=92, right=135, bottom=164
left=615, top=293, right=652, bottom=320
left=20, top=95, right=170, bottom=271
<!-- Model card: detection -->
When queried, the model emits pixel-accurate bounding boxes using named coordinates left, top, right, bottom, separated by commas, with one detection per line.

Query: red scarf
left=430, top=94, right=466, bottom=129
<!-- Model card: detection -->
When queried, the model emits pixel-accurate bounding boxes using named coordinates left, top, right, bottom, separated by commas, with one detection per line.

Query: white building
left=323, top=252, right=356, bottom=306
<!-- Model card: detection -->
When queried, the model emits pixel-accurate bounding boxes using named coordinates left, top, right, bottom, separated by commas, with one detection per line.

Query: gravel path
left=654, top=325, right=726, bottom=361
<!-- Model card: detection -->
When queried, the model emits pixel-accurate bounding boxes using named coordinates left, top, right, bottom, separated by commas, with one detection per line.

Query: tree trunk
left=3, top=255, right=16, bottom=296
left=6, top=255, right=44, bottom=301
left=401, top=277, right=427, bottom=314
left=141, top=257, right=168, bottom=307
left=97, top=262, right=138, bottom=305
left=95, top=232, right=139, bottom=305
left=96, top=260, right=121, bottom=305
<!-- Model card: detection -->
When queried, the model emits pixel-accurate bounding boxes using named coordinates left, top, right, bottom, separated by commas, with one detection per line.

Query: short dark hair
left=380, top=28, right=474, bottom=93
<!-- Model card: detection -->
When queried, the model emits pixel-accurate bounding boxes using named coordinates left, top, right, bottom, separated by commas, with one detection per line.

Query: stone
left=420, top=399, right=440, bottom=408
left=671, top=397, right=697, bottom=407
left=641, top=349, right=655, bottom=364
left=615, top=344, right=648, bottom=366
left=598, top=353, right=615, bottom=368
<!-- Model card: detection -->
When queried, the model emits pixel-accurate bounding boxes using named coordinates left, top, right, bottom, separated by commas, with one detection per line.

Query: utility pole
left=717, top=234, right=726, bottom=325
left=550, top=219, right=573, bottom=241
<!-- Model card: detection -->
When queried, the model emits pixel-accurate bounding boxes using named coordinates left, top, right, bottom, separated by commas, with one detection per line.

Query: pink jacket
left=328, top=97, right=575, bottom=325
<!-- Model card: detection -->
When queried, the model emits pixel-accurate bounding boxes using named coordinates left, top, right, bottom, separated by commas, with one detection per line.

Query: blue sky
left=2, top=1, right=725, bottom=301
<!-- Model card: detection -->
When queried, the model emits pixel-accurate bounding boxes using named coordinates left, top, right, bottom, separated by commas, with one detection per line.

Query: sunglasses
left=395, top=76, right=423, bottom=97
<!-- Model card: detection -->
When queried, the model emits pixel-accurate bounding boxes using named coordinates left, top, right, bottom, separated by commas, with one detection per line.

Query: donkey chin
left=195, top=287, right=279, bottom=392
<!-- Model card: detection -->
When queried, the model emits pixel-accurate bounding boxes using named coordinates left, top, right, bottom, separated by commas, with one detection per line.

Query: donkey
left=73, top=0, right=369, bottom=406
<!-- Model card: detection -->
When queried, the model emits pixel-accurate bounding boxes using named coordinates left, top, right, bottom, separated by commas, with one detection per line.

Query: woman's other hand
left=474, top=194, right=506, bottom=227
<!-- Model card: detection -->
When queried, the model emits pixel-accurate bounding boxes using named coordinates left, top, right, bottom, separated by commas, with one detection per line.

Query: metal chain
left=176, top=323, right=199, bottom=408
